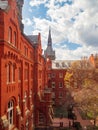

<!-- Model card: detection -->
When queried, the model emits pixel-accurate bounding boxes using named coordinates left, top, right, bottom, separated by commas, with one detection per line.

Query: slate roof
left=27, top=35, right=38, bottom=44
left=52, top=60, right=74, bottom=69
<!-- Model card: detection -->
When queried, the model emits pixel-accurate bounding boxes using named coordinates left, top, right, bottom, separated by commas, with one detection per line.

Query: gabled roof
left=27, top=35, right=38, bottom=44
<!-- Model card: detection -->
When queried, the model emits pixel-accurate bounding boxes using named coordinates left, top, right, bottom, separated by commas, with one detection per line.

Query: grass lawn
left=54, top=106, right=68, bottom=118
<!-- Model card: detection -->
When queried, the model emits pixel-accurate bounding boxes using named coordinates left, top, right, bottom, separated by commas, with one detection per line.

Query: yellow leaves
left=73, top=85, right=98, bottom=118
left=83, top=78, right=91, bottom=87
left=64, top=71, right=73, bottom=82
left=64, top=71, right=73, bottom=88
left=64, top=59, right=98, bottom=119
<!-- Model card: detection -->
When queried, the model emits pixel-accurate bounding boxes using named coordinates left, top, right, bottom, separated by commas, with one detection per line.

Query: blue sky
left=22, top=0, right=98, bottom=60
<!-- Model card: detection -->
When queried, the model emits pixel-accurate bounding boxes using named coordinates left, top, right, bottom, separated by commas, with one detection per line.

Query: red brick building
left=44, top=29, right=71, bottom=107
left=46, top=60, right=72, bottom=107
left=0, top=0, right=53, bottom=130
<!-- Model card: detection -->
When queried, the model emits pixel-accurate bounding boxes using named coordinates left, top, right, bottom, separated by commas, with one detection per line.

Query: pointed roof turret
left=48, top=26, right=52, bottom=46
left=44, top=27, right=55, bottom=60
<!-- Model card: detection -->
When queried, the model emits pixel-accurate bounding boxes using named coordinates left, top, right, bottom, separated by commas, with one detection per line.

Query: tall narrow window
left=13, top=31, right=16, bottom=47
left=59, top=73, right=63, bottom=78
left=18, top=67, right=21, bottom=81
left=31, top=67, right=33, bottom=79
left=8, top=27, right=12, bottom=43
left=12, top=64, right=15, bottom=82
left=59, top=82, right=63, bottom=88
left=51, top=82, right=55, bottom=88
left=24, top=46, right=26, bottom=56
left=7, top=100, right=14, bottom=127
left=59, top=92, right=63, bottom=98
left=25, top=68, right=28, bottom=80
left=7, top=64, right=11, bottom=83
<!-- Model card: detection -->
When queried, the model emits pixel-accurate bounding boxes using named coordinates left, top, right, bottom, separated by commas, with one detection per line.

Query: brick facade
left=0, top=0, right=53, bottom=130
left=47, top=59, right=67, bottom=107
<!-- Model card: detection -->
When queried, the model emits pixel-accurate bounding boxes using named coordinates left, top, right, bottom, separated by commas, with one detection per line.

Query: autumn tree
left=64, top=57, right=98, bottom=125
left=74, top=81, right=98, bottom=126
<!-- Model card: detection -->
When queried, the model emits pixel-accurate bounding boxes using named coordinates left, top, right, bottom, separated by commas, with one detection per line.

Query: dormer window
left=56, top=62, right=59, bottom=67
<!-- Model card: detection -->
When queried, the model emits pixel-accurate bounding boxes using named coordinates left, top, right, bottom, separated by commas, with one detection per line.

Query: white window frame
left=59, top=82, right=63, bottom=88
left=7, top=100, right=14, bottom=128
left=51, top=82, right=55, bottom=88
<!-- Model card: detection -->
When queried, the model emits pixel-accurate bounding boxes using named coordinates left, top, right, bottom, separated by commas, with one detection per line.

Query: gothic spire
left=48, top=26, right=52, bottom=46
left=44, top=27, right=55, bottom=60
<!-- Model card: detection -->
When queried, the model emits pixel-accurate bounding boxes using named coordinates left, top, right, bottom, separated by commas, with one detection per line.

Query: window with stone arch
left=8, top=27, right=12, bottom=43
left=7, top=100, right=14, bottom=128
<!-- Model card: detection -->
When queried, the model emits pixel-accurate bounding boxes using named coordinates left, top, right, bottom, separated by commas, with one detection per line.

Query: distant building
left=47, top=60, right=73, bottom=106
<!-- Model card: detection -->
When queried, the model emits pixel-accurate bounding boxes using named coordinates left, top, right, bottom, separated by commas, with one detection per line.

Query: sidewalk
left=52, top=117, right=69, bottom=127
left=73, top=107, right=92, bottom=128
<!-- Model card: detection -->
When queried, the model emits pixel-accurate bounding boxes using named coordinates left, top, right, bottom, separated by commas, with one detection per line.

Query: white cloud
left=29, top=0, right=47, bottom=7
left=55, top=45, right=98, bottom=60
left=22, top=18, right=33, bottom=26
left=24, top=0, right=98, bottom=60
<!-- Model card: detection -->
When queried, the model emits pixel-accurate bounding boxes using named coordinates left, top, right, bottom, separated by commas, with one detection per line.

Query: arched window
left=7, top=64, right=11, bottom=83
left=13, top=31, right=17, bottom=47
left=8, top=27, right=12, bottom=43
left=7, top=100, right=14, bottom=127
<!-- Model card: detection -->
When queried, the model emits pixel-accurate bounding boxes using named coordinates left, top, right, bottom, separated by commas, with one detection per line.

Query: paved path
left=73, top=107, right=92, bottom=128
left=52, top=117, right=70, bottom=127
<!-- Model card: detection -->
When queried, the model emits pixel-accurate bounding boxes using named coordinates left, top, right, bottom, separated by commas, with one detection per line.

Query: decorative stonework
left=16, top=106, right=21, bottom=115
left=0, top=115, right=9, bottom=128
